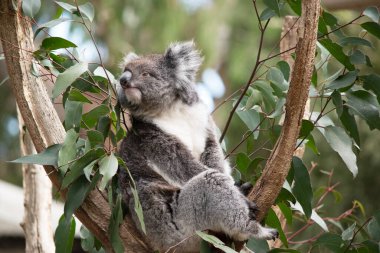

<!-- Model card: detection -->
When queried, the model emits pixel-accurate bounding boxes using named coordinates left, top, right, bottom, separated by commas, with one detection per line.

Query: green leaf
left=58, top=129, right=79, bottom=174
left=98, top=152, right=119, bottom=190
left=267, top=67, right=288, bottom=91
left=319, top=38, right=355, bottom=71
left=62, top=148, right=104, bottom=188
left=108, top=195, right=125, bottom=253
left=196, top=231, right=238, bottom=253
left=305, top=134, right=319, bottom=155
left=323, top=126, right=358, bottom=177
left=82, top=105, right=110, bottom=128
left=278, top=202, right=292, bottom=225
left=286, top=0, right=301, bottom=16
left=362, top=74, right=380, bottom=104
left=55, top=214, right=76, bottom=253
left=260, top=8, right=276, bottom=21
left=35, top=18, right=72, bottom=38
left=22, top=0, right=41, bottom=17
left=269, top=249, right=300, bottom=253
left=10, top=144, right=61, bottom=166
left=55, top=2, right=76, bottom=12
left=87, top=130, right=105, bottom=148
left=246, top=237, right=269, bottom=253
left=64, top=174, right=100, bottom=220
left=254, top=80, right=276, bottom=109
left=341, top=223, right=356, bottom=241
left=64, top=100, right=82, bottom=131
left=299, top=119, right=314, bottom=138
left=77, top=2, right=95, bottom=22
left=326, top=71, right=357, bottom=90
left=246, top=157, right=266, bottom=179
left=268, top=98, right=286, bottom=118
left=314, top=233, right=345, bottom=252
left=339, top=37, right=373, bottom=48
left=265, top=208, right=288, bottom=247
left=350, top=50, right=366, bottom=65
left=367, top=211, right=380, bottom=241
left=52, top=62, right=88, bottom=99
left=364, top=6, right=380, bottom=23
left=292, top=157, right=313, bottom=219
left=263, top=0, right=280, bottom=16
left=235, top=153, right=251, bottom=177
left=276, top=187, right=296, bottom=204
left=277, top=61, right=290, bottom=82
left=41, top=37, right=77, bottom=51
left=361, top=22, right=380, bottom=40
left=234, top=99, right=261, bottom=139
left=340, top=106, right=360, bottom=146
left=68, top=89, right=92, bottom=104
left=346, top=90, right=380, bottom=130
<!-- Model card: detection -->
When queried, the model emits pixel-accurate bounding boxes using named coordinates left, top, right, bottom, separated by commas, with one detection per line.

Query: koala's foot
left=240, top=221, right=279, bottom=241
left=240, top=182, right=253, bottom=196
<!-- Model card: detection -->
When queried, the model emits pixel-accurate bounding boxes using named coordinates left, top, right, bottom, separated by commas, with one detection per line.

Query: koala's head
left=116, top=41, right=203, bottom=118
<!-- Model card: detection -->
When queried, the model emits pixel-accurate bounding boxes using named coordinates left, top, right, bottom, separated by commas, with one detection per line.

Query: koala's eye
left=141, top=72, right=151, bottom=77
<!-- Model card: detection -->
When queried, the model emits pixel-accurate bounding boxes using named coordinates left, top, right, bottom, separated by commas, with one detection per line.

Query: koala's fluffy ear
left=120, top=52, right=139, bottom=68
left=164, top=41, right=203, bottom=85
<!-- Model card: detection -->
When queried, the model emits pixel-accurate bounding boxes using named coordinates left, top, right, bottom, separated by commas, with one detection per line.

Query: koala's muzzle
left=120, top=70, right=133, bottom=89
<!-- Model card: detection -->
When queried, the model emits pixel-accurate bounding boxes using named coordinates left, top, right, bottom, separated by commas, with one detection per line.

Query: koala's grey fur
left=117, top=41, right=278, bottom=252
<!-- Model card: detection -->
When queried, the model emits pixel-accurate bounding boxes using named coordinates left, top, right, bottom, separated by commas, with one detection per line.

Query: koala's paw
left=240, top=182, right=253, bottom=196
left=247, top=201, right=259, bottom=220
left=258, top=227, right=279, bottom=241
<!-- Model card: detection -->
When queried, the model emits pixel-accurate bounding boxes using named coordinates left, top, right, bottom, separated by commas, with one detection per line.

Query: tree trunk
left=248, top=0, right=320, bottom=220
left=0, top=1, right=150, bottom=252
left=18, top=108, right=55, bottom=253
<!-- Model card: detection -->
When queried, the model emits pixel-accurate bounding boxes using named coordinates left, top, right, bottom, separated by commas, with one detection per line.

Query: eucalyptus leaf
left=339, top=37, right=373, bottom=48
left=196, top=231, right=238, bottom=253
left=346, top=90, right=380, bottom=130
left=98, top=152, right=119, bottom=190
left=361, top=22, right=380, bottom=40
left=265, top=208, right=288, bottom=247
left=341, top=223, right=356, bottom=241
left=319, top=38, right=355, bottom=71
left=10, top=144, right=61, bottom=166
left=64, top=100, right=82, bottom=131
left=58, top=129, right=79, bottom=174
left=292, top=157, right=313, bottom=218
left=22, top=0, right=41, bottom=17
left=62, top=148, right=105, bottom=189
left=260, top=8, right=276, bottom=21
left=52, top=62, right=88, bottom=99
left=323, top=126, right=358, bottom=177
left=35, top=18, right=72, bottom=38
left=55, top=215, right=76, bottom=253
left=108, top=195, right=125, bottom=253
left=68, top=89, right=92, bottom=104
left=362, top=74, right=380, bottom=103
left=41, top=37, right=77, bottom=51
left=325, top=71, right=357, bottom=90
left=82, top=104, right=110, bottom=128
left=263, top=0, right=281, bottom=16
left=364, top=6, right=380, bottom=23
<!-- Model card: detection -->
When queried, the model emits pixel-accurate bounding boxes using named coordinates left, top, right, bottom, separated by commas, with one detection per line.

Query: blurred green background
left=1, top=0, right=379, bottom=220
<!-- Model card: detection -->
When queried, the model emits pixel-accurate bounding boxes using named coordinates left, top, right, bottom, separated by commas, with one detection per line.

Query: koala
left=116, top=41, right=278, bottom=252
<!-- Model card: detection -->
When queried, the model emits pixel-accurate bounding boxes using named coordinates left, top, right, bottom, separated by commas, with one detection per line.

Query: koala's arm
left=137, top=125, right=208, bottom=186
left=200, top=118, right=231, bottom=175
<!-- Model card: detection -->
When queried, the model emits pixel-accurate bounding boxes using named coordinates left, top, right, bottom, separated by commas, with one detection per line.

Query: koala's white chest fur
left=152, top=101, right=209, bottom=160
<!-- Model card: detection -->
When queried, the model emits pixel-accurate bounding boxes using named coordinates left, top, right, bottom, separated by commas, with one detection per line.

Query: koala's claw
left=272, top=230, right=279, bottom=241
left=240, top=182, right=253, bottom=196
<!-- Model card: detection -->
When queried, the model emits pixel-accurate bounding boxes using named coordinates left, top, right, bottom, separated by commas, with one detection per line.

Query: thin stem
left=219, top=19, right=270, bottom=143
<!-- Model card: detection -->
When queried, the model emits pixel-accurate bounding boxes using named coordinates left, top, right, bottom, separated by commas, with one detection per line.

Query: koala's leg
left=174, top=169, right=279, bottom=241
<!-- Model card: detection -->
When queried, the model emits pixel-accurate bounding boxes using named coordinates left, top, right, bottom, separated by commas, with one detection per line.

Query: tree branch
left=0, top=1, right=150, bottom=252
left=248, top=0, right=320, bottom=220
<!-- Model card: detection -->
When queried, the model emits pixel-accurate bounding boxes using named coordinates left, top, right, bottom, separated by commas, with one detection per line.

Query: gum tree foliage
left=5, top=0, right=380, bottom=252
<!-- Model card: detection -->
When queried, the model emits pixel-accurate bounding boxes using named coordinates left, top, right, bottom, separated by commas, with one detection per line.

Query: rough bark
left=18, top=107, right=55, bottom=253
left=248, top=0, right=320, bottom=220
left=0, top=1, right=150, bottom=252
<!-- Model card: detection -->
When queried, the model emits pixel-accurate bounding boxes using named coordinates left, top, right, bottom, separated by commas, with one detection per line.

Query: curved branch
left=0, top=1, right=150, bottom=252
left=248, top=0, right=320, bottom=220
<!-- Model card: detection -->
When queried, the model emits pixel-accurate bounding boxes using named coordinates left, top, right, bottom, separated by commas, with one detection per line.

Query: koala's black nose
left=120, top=70, right=133, bottom=88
